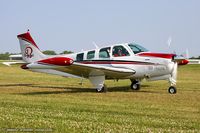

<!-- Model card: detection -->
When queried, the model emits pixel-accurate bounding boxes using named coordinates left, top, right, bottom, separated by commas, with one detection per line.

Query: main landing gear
left=130, top=80, right=140, bottom=90
left=96, top=84, right=107, bottom=93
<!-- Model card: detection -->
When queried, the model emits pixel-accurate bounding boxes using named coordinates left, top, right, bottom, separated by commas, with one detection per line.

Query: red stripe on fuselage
left=137, top=52, right=175, bottom=59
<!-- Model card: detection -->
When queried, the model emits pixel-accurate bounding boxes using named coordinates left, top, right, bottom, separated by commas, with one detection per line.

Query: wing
left=54, top=62, right=136, bottom=79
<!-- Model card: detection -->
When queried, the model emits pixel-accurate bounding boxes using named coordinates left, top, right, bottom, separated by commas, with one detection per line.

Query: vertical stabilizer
left=17, top=31, right=46, bottom=63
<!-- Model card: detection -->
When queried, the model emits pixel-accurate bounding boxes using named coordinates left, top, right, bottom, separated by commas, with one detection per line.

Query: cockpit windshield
left=128, top=43, right=149, bottom=54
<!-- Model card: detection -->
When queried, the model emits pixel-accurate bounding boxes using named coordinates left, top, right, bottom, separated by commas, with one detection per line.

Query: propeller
left=167, top=36, right=177, bottom=85
left=167, top=36, right=172, bottom=48
left=185, top=49, right=189, bottom=59
left=166, top=36, right=189, bottom=65
left=171, top=62, right=178, bottom=85
left=167, top=36, right=177, bottom=55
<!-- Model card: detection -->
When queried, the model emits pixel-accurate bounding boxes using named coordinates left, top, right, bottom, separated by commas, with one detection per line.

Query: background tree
left=60, top=50, right=73, bottom=55
left=43, top=50, right=57, bottom=55
left=0, top=52, right=10, bottom=60
left=190, top=56, right=200, bottom=59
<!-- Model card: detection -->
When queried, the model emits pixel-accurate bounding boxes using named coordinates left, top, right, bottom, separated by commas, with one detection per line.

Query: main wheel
left=131, top=80, right=140, bottom=90
left=168, top=86, right=177, bottom=94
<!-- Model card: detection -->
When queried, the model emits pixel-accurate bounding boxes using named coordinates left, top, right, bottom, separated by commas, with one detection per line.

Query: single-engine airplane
left=15, top=31, right=188, bottom=94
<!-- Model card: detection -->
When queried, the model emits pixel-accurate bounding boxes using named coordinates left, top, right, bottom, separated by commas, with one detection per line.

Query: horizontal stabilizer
left=2, top=61, right=26, bottom=66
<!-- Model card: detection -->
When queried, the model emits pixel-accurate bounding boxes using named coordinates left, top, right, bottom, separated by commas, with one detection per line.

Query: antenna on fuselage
left=93, top=41, right=99, bottom=49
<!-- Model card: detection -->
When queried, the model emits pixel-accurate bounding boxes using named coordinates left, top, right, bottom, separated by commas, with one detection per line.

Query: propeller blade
left=167, top=36, right=172, bottom=48
left=171, top=62, right=178, bottom=84
left=185, top=49, right=189, bottom=59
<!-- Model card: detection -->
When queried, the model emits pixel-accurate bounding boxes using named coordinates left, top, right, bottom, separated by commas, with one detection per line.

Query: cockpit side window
left=99, top=47, right=111, bottom=58
left=128, top=44, right=148, bottom=54
left=87, top=50, right=95, bottom=59
left=112, top=45, right=130, bottom=57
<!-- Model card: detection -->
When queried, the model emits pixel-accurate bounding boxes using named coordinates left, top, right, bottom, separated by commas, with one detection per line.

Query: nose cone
left=178, top=59, right=189, bottom=65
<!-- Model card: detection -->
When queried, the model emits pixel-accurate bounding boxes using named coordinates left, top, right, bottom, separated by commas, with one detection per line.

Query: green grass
left=0, top=63, right=200, bottom=133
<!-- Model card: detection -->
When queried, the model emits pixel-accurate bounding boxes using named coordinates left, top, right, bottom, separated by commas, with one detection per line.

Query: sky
left=0, top=0, right=199, bottom=57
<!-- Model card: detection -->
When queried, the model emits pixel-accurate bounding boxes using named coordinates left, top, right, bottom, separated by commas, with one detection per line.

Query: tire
left=96, top=85, right=107, bottom=93
left=131, top=80, right=140, bottom=90
left=168, top=86, right=177, bottom=94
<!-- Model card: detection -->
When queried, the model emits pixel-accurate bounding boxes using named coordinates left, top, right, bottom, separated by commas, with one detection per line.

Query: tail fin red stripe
left=17, top=32, right=39, bottom=49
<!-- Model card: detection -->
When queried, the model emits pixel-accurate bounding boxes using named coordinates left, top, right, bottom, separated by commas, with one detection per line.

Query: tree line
left=190, top=56, right=200, bottom=59
left=0, top=50, right=73, bottom=60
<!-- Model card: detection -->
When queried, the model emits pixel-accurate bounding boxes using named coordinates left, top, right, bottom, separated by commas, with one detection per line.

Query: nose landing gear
left=168, top=86, right=177, bottom=94
left=168, top=62, right=178, bottom=94
left=168, top=76, right=177, bottom=94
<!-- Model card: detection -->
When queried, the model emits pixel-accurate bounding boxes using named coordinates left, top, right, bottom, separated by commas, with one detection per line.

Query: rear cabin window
left=112, top=45, right=130, bottom=57
left=87, top=51, right=95, bottom=59
left=99, top=47, right=111, bottom=58
left=76, top=53, right=84, bottom=61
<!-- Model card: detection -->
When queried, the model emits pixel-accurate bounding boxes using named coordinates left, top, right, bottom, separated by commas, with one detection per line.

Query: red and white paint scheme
left=17, top=31, right=188, bottom=94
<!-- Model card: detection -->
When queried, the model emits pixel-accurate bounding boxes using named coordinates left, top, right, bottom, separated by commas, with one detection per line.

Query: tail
left=17, top=31, right=46, bottom=63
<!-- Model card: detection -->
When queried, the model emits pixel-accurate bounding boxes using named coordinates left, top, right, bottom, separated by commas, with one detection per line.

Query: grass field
left=0, top=61, right=200, bottom=133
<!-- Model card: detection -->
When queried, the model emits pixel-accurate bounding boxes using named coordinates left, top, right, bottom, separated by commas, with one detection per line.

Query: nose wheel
left=131, top=80, right=140, bottom=90
left=168, top=86, right=177, bottom=94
